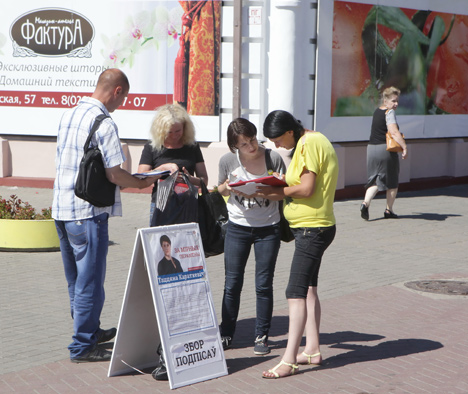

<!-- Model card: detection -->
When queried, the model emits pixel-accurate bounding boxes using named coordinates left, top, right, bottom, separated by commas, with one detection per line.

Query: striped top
left=52, top=97, right=125, bottom=221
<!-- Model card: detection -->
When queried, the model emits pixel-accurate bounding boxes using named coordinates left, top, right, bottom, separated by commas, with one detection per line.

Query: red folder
left=229, top=175, right=287, bottom=188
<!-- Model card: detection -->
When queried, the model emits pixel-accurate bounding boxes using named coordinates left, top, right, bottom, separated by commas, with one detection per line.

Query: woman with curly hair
left=137, top=103, right=208, bottom=222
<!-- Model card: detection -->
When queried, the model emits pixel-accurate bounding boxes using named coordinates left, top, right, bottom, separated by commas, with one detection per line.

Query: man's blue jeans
left=221, top=221, right=281, bottom=340
left=54, top=213, right=109, bottom=358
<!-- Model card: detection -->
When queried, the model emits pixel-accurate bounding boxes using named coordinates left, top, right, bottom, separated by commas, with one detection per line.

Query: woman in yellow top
left=258, top=110, right=339, bottom=379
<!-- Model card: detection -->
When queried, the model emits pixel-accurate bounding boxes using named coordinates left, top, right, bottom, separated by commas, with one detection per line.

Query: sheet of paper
left=161, top=282, right=214, bottom=336
left=229, top=182, right=258, bottom=195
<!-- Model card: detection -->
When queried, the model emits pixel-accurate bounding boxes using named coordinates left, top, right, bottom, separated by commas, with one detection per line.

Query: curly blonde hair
left=382, top=86, right=401, bottom=102
left=149, top=104, right=196, bottom=150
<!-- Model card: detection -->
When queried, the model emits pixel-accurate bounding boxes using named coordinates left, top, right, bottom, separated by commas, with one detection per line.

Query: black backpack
left=74, top=114, right=116, bottom=207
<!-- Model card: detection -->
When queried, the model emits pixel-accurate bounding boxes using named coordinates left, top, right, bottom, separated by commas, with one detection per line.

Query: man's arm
left=105, top=165, right=160, bottom=189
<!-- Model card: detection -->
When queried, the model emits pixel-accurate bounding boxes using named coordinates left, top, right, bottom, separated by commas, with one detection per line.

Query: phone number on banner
left=0, top=91, right=173, bottom=110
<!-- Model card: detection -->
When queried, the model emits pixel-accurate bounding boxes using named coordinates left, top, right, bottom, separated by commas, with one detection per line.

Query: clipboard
left=229, top=175, right=287, bottom=188
left=132, top=170, right=171, bottom=179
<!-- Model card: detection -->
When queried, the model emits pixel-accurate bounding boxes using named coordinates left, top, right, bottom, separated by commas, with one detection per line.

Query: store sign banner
left=0, top=1, right=221, bottom=141
left=10, top=8, right=94, bottom=57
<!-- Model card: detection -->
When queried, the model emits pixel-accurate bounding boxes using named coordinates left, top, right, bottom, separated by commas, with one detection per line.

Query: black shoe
left=152, top=343, right=168, bottom=381
left=360, top=203, right=369, bottom=220
left=384, top=209, right=398, bottom=219
left=97, top=327, right=117, bottom=343
left=152, top=365, right=168, bottom=381
left=221, top=336, right=232, bottom=350
left=71, top=347, right=112, bottom=363
left=253, top=335, right=270, bottom=355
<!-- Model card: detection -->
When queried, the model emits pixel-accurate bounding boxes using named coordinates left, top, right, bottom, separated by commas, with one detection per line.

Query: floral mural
left=0, top=33, right=6, bottom=56
left=100, top=1, right=221, bottom=116
left=101, top=5, right=183, bottom=69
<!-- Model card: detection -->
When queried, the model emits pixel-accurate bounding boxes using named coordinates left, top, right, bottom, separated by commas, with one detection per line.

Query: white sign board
left=108, top=223, right=227, bottom=389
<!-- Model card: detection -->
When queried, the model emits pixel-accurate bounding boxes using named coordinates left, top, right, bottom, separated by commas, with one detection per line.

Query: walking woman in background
left=217, top=118, right=286, bottom=356
left=259, top=110, right=339, bottom=379
left=361, top=86, right=407, bottom=221
left=137, top=103, right=208, bottom=223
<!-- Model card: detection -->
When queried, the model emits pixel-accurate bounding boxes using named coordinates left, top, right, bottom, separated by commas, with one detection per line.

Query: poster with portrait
left=108, top=223, right=227, bottom=389
left=0, top=0, right=221, bottom=141
left=315, top=0, right=468, bottom=142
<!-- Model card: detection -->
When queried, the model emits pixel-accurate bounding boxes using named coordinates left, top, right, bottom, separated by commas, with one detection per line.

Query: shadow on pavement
left=224, top=326, right=442, bottom=374
left=231, top=316, right=289, bottom=350
left=368, top=213, right=461, bottom=222
left=398, top=213, right=462, bottom=221
left=398, top=184, right=468, bottom=199
left=265, top=330, right=386, bottom=353
left=320, top=331, right=385, bottom=345
left=225, top=355, right=277, bottom=375
left=320, top=337, right=443, bottom=369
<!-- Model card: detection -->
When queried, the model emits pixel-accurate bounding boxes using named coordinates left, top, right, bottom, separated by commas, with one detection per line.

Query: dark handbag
left=198, top=180, right=229, bottom=257
left=279, top=200, right=294, bottom=242
left=151, top=171, right=198, bottom=227
left=263, top=148, right=293, bottom=242
left=75, top=114, right=116, bottom=207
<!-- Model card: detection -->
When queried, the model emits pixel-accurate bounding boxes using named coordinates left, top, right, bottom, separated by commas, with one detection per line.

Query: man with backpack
left=52, top=69, right=161, bottom=363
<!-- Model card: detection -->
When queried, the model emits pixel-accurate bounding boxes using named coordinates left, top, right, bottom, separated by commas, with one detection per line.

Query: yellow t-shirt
left=284, top=132, right=339, bottom=228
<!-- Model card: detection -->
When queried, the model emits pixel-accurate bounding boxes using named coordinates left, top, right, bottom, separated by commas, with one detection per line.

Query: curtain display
left=175, top=1, right=221, bottom=116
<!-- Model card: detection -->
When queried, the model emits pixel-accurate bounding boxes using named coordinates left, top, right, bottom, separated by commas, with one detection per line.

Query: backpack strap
left=83, top=114, right=109, bottom=150
left=264, top=148, right=273, bottom=171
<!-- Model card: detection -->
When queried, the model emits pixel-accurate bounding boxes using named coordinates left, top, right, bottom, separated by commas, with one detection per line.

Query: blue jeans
left=55, top=213, right=109, bottom=358
left=286, top=225, right=336, bottom=299
left=221, top=221, right=281, bottom=339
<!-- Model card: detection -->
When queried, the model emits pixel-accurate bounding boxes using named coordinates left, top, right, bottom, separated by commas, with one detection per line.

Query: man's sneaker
left=221, top=336, right=232, bottom=350
left=254, top=335, right=270, bottom=355
left=71, top=347, right=112, bottom=363
left=97, top=327, right=117, bottom=344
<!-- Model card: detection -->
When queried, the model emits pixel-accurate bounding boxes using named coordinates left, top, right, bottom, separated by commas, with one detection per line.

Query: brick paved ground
left=0, top=184, right=467, bottom=393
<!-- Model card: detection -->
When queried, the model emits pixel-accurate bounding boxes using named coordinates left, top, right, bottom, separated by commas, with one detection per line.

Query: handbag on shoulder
left=279, top=200, right=294, bottom=242
left=75, top=114, right=116, bottom=207
left=385, top=109, right=405, bottom=152
left=264, top=149, right=293, bottom=242
left=386, top=131, right=405, bottom=152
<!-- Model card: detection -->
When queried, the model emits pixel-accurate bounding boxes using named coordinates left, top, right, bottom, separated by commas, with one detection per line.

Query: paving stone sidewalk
left=0, top=184, right=467, bottom=393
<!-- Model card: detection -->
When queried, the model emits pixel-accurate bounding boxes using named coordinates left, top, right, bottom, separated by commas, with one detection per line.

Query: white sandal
left=262, top=359, right=299, bottom=379
left=299, top=351, right=322, bottom=366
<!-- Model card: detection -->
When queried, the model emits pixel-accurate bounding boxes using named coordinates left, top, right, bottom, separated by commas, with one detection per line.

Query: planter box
left=0, top=219, right=60, bottom=252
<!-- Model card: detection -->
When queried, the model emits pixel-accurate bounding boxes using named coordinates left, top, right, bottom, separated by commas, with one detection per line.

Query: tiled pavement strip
left=0, top=184, right=467, bottom=393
